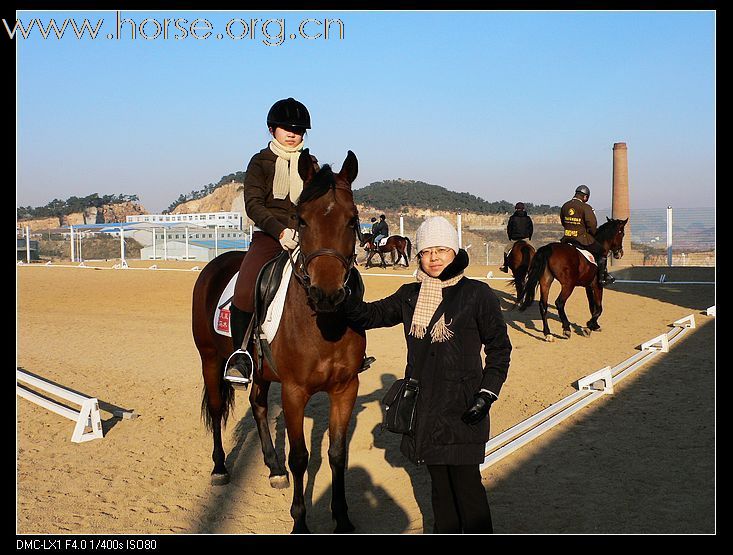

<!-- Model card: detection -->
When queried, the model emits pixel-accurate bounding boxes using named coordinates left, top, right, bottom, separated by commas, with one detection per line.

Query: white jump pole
left=70, top=225, right=75, bottom=262
left=215, top=224, right=219, bottom=257
left=185, top=226, right=190, bottom=260
left=26, top=226, right=31, bottom=263
left=152, top=227, right=156, bottom=260
left=119, top=226, right=126, bottom=266
left=163, top=228, right=168, bottom=261
left=667, top=206, right=673, bottom=267
left=457, top=212, right=463, bottom=248
left=400, top=215, right=404, bottom=237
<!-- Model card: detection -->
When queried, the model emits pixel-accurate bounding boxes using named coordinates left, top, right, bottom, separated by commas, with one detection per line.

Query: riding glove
left=461, top=391, right=497, bottom=425
left=279, top=228, right=299, bottom=250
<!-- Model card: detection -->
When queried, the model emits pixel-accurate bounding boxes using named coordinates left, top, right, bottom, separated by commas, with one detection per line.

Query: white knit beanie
left=415, top=216, right=460, bottom=256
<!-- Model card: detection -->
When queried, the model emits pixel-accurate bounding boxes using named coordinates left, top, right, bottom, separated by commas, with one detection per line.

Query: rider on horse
left=372, top=214, right=389, bottom=248
left=224, top=97, right=316, bottom=386
left=500, top=202, right=533, bottom=273
left=224, top=98, right=374, bottom=386
left=559, top=185, right=615, bottom=286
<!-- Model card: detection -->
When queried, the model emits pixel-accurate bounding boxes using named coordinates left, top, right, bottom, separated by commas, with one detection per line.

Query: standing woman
left=224, top=97, right=317, bottom=385
left=344, top=216, right=512, bottom=533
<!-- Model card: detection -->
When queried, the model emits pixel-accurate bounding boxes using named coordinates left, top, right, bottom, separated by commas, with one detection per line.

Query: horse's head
left=600, top=217, right=628, bottom=259
left=295, top=149, right=359, bottom=312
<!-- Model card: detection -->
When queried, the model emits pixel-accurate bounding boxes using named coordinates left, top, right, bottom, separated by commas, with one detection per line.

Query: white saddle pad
left=213, top=250, right=295, bottom=343
left=378, top=237, right=388, bottom=247
left=576, top=247, right=597, bottom=266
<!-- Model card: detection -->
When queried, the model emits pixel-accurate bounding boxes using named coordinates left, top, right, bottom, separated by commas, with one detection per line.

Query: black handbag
left=382, top=377, right=420, bottom=435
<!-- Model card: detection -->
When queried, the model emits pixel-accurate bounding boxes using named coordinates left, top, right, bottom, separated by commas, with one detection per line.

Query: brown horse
left=359, top=233, right=412, bottom=268
left=506, top=240, right=536, bottom=302
left=516, top=218, right=627, bottom=341
left=192, top=150, right=366, bottom=533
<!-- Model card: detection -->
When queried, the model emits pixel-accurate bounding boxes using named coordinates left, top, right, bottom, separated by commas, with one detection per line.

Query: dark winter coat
left=560, top=197, right=597, bottom=246
left=345, top=250, right=511, bottom=466
left=507, top=211, right=533, bottom=240
left=243, top=147, right=319, bottom=240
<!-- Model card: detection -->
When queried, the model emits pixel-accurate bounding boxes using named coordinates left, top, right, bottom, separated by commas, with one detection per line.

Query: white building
left=127, top=211, right=242, bottom=229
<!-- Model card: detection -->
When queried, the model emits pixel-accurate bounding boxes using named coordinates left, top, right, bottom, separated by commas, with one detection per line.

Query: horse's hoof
left=210, top=472, right=230, bottom=486
left=581, top=327, right=591, bottom=337
left=334, top=520, right=356, bottom=533
left=544, top=335, right=554, bottom=342
left=563, top=329, right=572, bottom=339
left=269, top=474, right=290, bottom=489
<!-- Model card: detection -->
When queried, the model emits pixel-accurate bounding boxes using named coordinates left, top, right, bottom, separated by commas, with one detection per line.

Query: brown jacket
left=243, top=147, right=318, bottom=239
left=560, top=197, right=597, bottom=246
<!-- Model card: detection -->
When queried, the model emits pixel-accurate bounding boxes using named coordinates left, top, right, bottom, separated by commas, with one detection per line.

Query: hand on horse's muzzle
left=461, top=391, right=496, bottom=425
left=343, top=269, right=365, bottom=315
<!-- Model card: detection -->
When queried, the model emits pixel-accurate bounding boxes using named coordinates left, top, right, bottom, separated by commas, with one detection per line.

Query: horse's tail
left=517, top=244, right=551, bottom=311
left=405, top=237, right=412, bottom=260
left=200, top=376, right=236, bottom=432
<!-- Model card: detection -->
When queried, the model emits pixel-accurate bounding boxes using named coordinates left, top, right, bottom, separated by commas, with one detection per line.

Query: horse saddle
left=213, top=250, right=292, bottom=342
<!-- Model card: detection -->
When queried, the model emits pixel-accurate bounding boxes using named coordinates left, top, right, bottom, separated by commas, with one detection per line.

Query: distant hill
left=354, top=179, right=560, bottom=215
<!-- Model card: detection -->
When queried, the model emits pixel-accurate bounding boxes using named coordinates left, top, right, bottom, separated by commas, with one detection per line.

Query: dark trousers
left=427, top=464, right=493, bottom=534
left=232, top=231, right=284, bottom=313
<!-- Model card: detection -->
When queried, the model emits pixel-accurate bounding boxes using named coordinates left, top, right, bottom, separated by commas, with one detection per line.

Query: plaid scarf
left=409, top=268, right=464, bottom=342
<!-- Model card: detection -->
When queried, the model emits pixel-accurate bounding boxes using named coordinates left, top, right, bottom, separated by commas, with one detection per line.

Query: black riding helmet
left=267, top=97, right=311, bottom=129
left=575, top=185, right=591, bottom=198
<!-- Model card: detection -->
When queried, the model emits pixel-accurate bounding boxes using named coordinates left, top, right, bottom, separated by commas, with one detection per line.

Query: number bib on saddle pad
left=213, top=252, right=294, bottom=343
left=574, top=247, right=596, bottom=266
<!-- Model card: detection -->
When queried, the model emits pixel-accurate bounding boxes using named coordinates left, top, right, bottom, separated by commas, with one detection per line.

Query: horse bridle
left=290, top=183, right=357, bottom=291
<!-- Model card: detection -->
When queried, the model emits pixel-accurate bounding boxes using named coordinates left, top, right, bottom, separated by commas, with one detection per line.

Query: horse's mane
left=595, top=218, right=624, bottom=242
left=297, top=165, right=336, bottom=205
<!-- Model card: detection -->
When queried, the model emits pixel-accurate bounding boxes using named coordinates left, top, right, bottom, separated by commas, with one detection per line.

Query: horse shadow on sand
left=491, top=284, right=583, bottom=342
left=195, top=373, right=421, bottom=534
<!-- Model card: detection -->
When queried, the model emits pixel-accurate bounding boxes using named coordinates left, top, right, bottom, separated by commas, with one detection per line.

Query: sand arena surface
left=16, top=261, right=715, bottom=534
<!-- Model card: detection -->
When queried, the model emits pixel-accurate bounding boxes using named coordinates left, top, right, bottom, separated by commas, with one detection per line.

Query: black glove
left=461, top=391, right=497, bottom=425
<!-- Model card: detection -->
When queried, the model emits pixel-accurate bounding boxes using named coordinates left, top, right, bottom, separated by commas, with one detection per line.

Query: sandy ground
left=16, top=260, right=716, bottom=535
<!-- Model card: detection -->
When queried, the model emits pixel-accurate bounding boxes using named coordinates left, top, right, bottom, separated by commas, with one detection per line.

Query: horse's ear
left=607, top=216, right=612, bottom=222
left=339, top=150, right=358, bottom=185
left=298, top=148, right=317, bottom=184
left=622, top=218, right=629, bottom=224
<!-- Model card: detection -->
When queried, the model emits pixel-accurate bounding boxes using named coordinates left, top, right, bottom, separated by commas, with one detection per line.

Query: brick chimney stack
left=612, top=142, right=631, bottom=261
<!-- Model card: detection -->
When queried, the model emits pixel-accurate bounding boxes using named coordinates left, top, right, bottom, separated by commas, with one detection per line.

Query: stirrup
left=359, top=356, right=376, bottom=373
left=224, top=349, right=253, bottom=387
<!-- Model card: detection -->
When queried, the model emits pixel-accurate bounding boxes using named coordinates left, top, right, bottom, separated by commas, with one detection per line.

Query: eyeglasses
left=419, top=247, right=453, bottom=257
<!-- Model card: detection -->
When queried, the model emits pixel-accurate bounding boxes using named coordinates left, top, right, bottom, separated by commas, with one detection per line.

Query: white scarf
left=269, top=139, right=304, bottom=203
left=409, top=268, right=464, bottom=343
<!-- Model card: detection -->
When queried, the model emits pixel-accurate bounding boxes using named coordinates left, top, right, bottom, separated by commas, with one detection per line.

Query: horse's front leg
left=282, top=384, right=311, bottom=533
left=249, top=377, right=289, bottom=488
left=327, top=376, right=359, bottom=533
left=585, top=284, right=603, bottom=332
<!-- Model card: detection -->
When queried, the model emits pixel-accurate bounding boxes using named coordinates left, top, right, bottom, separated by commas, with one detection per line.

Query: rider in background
left=559, top=185, right=615, bottom=286
left=224, top=97, right=317, bottom=386
left=373, top=214, right=389, bottom=246
left=499, top=202, right=533, bottom=273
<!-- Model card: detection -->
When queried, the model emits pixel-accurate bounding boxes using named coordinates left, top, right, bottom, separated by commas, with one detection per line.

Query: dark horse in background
left=358, top=233, right=412, bottom=268
left=516, top=218, right=627, bottom=341
left=192, top=150, right=366, bottom=533
left=506, top=239, right=536, bottom=303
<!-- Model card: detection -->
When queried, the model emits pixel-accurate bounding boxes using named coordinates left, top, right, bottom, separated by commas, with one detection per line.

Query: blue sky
left=14, top=10, right=715, bottom=213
